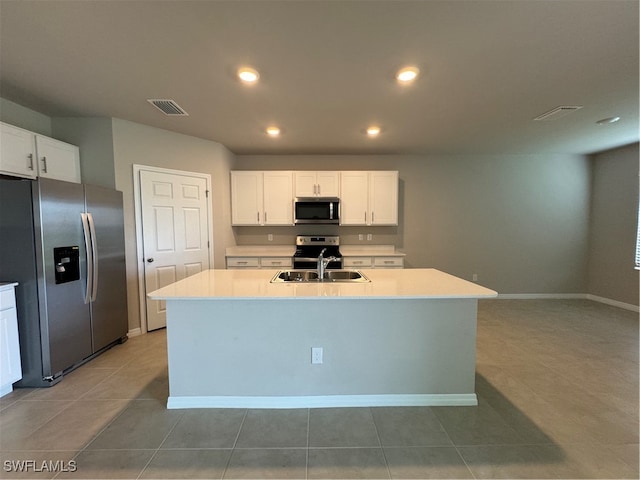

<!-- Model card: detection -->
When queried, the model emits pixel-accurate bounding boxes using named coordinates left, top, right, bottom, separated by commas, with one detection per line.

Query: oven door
left=294, top=198, right=339, bottom=224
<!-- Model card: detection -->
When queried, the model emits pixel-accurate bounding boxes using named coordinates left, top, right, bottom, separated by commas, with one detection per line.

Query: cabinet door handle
left=257, top=212, right=260, bottom=223
left=27, top=153, right=34, bottom=170
left=364, top=211, right=367, bottom=223
left=264, top=211, right=268, bottom=223
left=41, top=156, right=48, bottom=173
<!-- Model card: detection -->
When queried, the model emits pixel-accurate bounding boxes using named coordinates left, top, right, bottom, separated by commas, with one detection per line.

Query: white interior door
left=140, top=169, right=210, bottom=330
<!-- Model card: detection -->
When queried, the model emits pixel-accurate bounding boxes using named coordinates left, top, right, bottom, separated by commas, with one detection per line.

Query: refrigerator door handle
left=87, top=213, right=99, bottom=302
left=81, top=213, right=93, bottom=304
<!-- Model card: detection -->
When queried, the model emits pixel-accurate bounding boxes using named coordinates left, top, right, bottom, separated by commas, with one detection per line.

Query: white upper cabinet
left=231, top=171, right=293, bottom=226
left=340, top=171, right=398, bottom=226
left=35, top=135, right=81, bottom=183
left=0, top=123, right=37, bottom=179
left=0, top=122, right=81, bottom=183
left=369, top=171, right=399, bottom=225
left=340, top=171, right=370, bottom=225
left=294, top=171, right=339, bottom=197
left=263, top=171, right=294, bottom=225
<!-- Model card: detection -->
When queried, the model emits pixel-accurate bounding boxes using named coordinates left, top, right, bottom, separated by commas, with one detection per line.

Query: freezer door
left=85, top=184, right=128, bottom=351
left=35, top=178, right=92, bottom=376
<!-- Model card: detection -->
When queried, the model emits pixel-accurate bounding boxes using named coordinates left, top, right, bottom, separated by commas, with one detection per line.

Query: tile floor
left=0, top=299, right=637, bottom=479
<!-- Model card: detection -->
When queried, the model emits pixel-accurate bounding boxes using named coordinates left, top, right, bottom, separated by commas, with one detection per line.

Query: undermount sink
left=271, top=269, right=370, bottom=283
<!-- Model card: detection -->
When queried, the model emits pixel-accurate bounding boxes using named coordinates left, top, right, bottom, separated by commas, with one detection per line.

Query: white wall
left=111, top=119, right=236, bottom=332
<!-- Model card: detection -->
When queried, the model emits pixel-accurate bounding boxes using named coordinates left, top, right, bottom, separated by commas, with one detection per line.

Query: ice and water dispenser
left=53, top=246, right=80, bottom=284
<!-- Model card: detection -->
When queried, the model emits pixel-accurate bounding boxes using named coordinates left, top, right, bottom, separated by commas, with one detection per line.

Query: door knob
left=146, top=258, right=154, bottom=263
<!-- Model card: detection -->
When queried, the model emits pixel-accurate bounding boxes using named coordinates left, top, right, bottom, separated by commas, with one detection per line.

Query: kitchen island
left=149, top=268, right=497, bottom=409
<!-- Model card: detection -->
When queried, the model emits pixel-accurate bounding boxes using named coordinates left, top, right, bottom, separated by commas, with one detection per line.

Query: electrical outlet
left=358, top=234, right=363, bottom=241
left=268, top=234, right=273, bottom=241
left=472, top=273, right=478, bottom=282
left=311, top=347, right=323, bottom=364
left=367, top=234, right=372, bottom=241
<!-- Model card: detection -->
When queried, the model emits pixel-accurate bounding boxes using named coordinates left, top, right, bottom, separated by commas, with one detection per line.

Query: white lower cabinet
left=0, top=122, right=81, bottom=183
left=344, top=256, right=404, bottom=269
left=227, top=256, right=292, bottom=269
left=0, top=283, right=22, bottom=397
left=260, top=257, right=293, bottom=269
left=227, top=257, right=260, bottom=268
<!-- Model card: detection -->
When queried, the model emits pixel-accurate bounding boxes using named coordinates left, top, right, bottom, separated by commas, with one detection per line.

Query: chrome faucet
left=317, top=247, right=337, bottom=280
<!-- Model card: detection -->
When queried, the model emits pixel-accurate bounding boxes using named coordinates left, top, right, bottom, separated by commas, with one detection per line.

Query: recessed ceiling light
left=366, top=126, right=381, bottom=137
left=266, top=126, right=281, bottom=137
left=238, top=67, right=259, bottom=84
left=396, top=66, right=419, bottom=83
left=596, top=116, right=621, bottom=125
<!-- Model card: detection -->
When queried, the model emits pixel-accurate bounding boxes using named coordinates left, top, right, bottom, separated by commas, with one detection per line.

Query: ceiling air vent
left=533, top=105, right=583, bottom=121
left=147, top=99, right=189, bottom=116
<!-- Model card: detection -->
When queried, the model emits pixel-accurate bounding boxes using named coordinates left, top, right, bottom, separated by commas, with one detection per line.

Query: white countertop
left=339, top=245, right=405, bottom=257
left=225, top=246, right=295, bottom=257
left=149, top=268, right=497, bottom=300
left=225, top=245, right=405, bottom=257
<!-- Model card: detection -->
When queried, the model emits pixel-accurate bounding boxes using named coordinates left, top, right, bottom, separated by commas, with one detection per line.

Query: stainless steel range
left=292, top=235, right=343, bottom=270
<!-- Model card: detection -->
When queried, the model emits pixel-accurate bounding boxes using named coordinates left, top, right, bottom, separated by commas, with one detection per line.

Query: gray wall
left=587, top=143, right=639, bottom=306
left=111, top=119, right=236, bottom=331
left=0, top=97, right=51, bottom=136
left=51, top=117, right=116, bottom=188
left=235, top=154, right=592, bottom=295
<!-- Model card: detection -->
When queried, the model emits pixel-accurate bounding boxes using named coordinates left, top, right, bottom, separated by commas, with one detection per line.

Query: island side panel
left=165, top=298, right=478, bottom=407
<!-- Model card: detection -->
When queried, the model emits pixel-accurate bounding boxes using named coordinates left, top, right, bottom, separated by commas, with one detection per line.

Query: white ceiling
left=1, top=0, right=638, bottom=156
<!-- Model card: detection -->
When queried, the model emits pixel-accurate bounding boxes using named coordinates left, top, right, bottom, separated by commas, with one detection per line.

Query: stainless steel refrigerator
left=0, top=177, right=128, bottom=387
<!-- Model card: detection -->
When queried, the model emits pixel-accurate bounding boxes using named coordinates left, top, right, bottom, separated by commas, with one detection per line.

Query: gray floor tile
left=224, top=448, right=306, bottom=479
left=82, top=366, right=168, bottom=401
left=162, top=409, right=246, bottom=448
left=86, top=399, right=182, bottom=450
left=371, top=406, right=452, bottom=446
left=432, top=402, right=526, bottom=446
left=24, top=367, right=118, bottom=401
left=235, top=409, right=307, bottom=448
left=309, top=408, right=379, bottom=447
left=308, top=447, right=389, bottom=479
left=14, top=399, right=128, bottom=451
left=0, top=400, right=71, bottom=450
left=383, top=446, right=473, bottom=479
left=458, top=444, right=580, bottom=479
left=140, top=449, right=232, bottom=479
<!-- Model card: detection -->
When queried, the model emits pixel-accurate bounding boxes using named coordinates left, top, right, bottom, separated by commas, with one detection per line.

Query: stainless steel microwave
left=294, top=197, right=340, bottom=224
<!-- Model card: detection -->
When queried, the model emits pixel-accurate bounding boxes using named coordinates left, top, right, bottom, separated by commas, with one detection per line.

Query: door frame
left=133, top=164, right=213, bottom=334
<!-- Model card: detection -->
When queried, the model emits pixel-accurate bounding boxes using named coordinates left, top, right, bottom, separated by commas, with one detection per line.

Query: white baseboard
left=585, top=294, right=639, bottom=312
left=127, top=328, right=142, bottom=337
left=495, top=293, right=639, bottom=312
left=497, top=293, right=585, bottom=300
left=167, top=393, right=478, bottom=409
